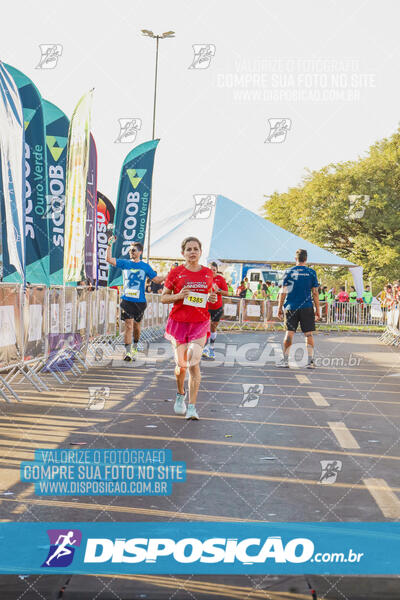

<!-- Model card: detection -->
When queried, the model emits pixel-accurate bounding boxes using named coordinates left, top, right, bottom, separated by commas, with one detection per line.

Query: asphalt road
left=0, top=330, right=399, bottom=598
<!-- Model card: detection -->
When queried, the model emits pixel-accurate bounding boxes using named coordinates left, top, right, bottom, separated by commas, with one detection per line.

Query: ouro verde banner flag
left=63, top=90, right=93, bottom=282
left=108, top=139, right=159, bottom=287
left=42, top=100, right=69, bottom=285
left=5, top=64, right=49, bottom=284
left=0, top=62, right=25, bottom=283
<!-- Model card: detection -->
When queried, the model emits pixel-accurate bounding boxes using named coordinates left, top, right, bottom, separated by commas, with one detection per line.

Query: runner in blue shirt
left=107, top=239, right=165, bottom=361
left=277, top=249, right=321, bottom=368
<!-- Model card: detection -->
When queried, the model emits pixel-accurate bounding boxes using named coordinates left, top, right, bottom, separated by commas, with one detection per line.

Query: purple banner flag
left=84, top=134, right=97, bottom=282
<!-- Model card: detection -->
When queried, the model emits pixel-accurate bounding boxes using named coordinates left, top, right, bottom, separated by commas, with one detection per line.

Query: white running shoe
left=202, top=346, right=210, bottom=359
left=307, top=359, right=315, bottom=369
left=174, top=393, right=187, bottom=415
left=185, top=404, right=199, bottom=420
left=275, top=357, right=289, bottom=368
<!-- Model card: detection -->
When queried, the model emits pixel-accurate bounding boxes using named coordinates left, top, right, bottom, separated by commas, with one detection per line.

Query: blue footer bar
left=0, top=522, right=398, bottom=575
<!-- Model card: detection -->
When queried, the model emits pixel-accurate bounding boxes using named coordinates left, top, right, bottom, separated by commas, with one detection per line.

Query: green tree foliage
left=263, top=129, right=400, bottom=286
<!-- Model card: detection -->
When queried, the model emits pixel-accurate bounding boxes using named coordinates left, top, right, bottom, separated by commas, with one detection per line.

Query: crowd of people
left=141, top=265, right=396, bottom=311
left=235, top=279, right=280, bottom=300
left=317, top=285, right=373, bottom=305
left=378, top=282, right=400, bottom=309
left=234, top=281, right=399, bottom=308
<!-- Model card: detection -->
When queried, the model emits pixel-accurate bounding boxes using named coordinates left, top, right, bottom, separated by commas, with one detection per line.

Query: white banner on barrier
left=99, top=300, right=105, bottom=325
left=92, top=296, right=98, bottom=327
left=371, top=298, right=383, bottom=319
left=272, top=306, right=279, bottom=317
left=108, top=301, right=116, bottom=324
left=28, top=305, right=42, bottom=342
left=224, top=304, right=237, bottom=317
left=247, top=304, right=261, bottom=317
left=78, top=301, right=86, bottom=330
left=50, top=304, right=60, bottom=333
left=0, top=306, right=16, bottom=346
left=65, top=303, right=73, bottom=333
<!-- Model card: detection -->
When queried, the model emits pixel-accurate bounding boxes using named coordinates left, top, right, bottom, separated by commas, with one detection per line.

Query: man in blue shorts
left=107, top=240, right=164, bottom=361
left=276, top=249, right=321, bottom=368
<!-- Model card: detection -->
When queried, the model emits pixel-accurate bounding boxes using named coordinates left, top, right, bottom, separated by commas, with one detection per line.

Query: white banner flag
left=64, top=89, right=93, bottom=282
left=0, top=62, right=25, bottom=281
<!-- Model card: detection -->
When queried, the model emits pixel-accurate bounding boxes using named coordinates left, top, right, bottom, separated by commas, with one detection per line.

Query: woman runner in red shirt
left=161, top=237, right=217, bottom=420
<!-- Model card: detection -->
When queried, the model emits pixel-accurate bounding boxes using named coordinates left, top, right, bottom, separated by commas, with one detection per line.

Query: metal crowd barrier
left=139, top=294, right=170, bottom=344
left=1, top=284, right=391, bottom=401
left=220, top=299, right=387, bottom=330
left=220, top=299, right=329, bottom=329
left=241, top=299, right=267, bottom=330
left=326, top=302, right=386, bottom=327
left=100, top=292, right=169, bottom=351
left=220, top=297, right=242, bottom=330
left=0, top=284, right=170, bottom=403
left=379, top=308, right=400, bottom=346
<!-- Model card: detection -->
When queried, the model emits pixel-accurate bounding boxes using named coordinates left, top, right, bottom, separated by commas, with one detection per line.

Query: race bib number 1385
left=183, top=292, right=208, bottom=308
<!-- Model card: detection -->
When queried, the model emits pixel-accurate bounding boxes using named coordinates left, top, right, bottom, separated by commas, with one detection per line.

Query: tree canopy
left=262, top=129, right=400, bottom=289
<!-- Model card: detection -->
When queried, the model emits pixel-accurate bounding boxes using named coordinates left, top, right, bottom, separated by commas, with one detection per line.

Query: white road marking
left=308, top=391, right=329, bottom=407
left=363, top=478, right=400, bottom=519
left=328, top=421, right=360, bottom=449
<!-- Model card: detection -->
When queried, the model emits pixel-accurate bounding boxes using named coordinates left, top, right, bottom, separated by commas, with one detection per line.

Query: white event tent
left=150, top=195, right=356, bottom=268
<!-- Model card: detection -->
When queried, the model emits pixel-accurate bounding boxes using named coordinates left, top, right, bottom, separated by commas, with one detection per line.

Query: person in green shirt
left=362, top=286, right=373, bottom=304
left=349, top=286, right=358, bottom=304
left=269, top=283, right=280, bottom=301
left=319, top=286, right=327, bottom=301
left=326, top=288, right=335, bottom=303
left=245, top=286, right=253, bottom=299
left=254, top=286, right=265, bottom=299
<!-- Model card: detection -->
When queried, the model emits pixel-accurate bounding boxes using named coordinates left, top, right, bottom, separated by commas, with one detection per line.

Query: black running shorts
left=209, top=307, right=224, bottom=322
left=284, top=307, right=315, bottom=332
left=120, top=299, right=147, bottom=322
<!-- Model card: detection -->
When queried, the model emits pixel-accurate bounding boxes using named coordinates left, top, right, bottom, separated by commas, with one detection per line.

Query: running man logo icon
left=319, top=460, right=342, bottom=484
left=348, top=195, right=369, bottom=220
left=189, top=44, right=216, bottom=69
left=42, top=195, right=65, bottom=221
left=191, top=195, right=216, bottom=219
left=87, top=386, right=110, bottom=410
left=36, top=44, right=63, bottom=69
left=115, top=118, right=142, bottom=143
left=240, top=384, right=264, bottom=408
left=42, top=529, right=82, bottom=567
left=265, top=118, right=292, bottom=143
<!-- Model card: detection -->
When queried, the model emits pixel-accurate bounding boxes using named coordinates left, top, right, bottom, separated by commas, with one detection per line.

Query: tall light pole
left=141, top=29, right=175, bottom=261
